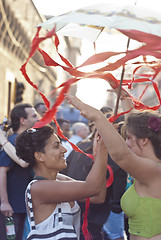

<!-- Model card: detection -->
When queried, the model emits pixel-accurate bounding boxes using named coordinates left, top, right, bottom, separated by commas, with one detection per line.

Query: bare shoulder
left=124, top=154, right=161, bottom=186
left=56, top=173, right=75, bottom=181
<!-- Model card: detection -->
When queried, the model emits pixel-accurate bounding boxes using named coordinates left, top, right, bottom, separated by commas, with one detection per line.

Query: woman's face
left=42, top=133, right=67, bottom=171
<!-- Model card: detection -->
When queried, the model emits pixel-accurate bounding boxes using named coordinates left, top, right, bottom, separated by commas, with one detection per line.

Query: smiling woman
left=15, top=124, right=108, bottom=240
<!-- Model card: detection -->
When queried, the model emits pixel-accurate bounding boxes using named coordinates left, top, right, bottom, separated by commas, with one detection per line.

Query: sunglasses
left=26, top=128, right=38, bottom=149
left=27, top=128, right=37, bottom=134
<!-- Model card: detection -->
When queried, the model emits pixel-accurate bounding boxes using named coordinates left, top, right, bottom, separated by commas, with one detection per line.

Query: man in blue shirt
left=0, top=103, right=39, bottom=240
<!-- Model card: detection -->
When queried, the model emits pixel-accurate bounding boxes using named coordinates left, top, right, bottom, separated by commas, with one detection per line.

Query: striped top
left=26, top=179, right=81, bottom=240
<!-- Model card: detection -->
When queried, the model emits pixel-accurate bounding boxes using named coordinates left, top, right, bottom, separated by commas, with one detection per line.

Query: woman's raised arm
left=65, top=94, right=161, bottom=185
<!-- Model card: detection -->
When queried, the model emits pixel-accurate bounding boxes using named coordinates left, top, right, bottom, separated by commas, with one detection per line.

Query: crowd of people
left=0, top=85, right=161, bottom=240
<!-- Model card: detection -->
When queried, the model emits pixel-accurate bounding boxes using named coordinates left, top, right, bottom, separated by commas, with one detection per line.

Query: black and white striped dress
left=26, top=180, right=81, bottom=240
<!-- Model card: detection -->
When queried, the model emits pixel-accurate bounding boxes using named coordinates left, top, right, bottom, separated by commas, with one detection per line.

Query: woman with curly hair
left=15, top=124, right=108, bottom=240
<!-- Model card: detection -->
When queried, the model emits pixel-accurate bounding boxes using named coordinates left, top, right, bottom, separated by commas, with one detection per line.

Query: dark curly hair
left=124, top=111, right=161, bottom=159
left=16, top=125, right=54, bottom=167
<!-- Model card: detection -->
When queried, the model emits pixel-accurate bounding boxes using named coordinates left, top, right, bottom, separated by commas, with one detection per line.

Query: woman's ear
left=140, top=138, right=148, bottom=148
left=34, top=152, right=44, bottom=162
left=142, top=138, right=148, bottom=146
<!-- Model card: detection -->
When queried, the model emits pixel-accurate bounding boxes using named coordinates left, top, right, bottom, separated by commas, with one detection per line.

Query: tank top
left=121, top=182, right=161, bottom=238
left=35, top=201, right=81, bottom=239
left=26, top=179, right=81, bottom=240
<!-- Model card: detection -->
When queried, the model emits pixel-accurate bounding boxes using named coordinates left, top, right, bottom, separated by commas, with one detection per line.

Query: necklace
left=34, top=176, right=47, bottom=180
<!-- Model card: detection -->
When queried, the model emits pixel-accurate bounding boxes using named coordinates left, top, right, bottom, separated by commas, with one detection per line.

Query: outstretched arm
left=0, top=129, right=29, bottom=168
left=31, top=131, right=108, bottom=205
left=87, top=131, right=107, bottom=203
left=57, top=131, right=107, bottom=204
left=65, top=93, right=160, bottom=184
left=65, top=93, right=128, bottom=164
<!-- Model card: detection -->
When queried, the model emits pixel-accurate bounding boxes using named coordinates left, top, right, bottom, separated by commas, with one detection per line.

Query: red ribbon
left=82, top=198, right=93, bottom=240
left=20, top=26, right=161, bottom=240
left=20, top=26, right=161, bottom=180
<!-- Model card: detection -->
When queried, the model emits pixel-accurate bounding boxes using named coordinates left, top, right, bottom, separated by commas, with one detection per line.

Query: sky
left=32, top=0, right=161, bottom=109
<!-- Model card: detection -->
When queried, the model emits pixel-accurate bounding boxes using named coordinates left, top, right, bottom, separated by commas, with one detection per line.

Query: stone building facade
left=0, top=0, right=57, bottom=122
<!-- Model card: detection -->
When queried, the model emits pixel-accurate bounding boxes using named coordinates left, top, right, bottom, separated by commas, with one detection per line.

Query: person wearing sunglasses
left=15, top=124, right=108, bottom=240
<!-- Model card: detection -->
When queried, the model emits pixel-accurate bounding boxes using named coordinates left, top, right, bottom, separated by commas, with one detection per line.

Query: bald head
left=72, top=122, right=89, bottom=139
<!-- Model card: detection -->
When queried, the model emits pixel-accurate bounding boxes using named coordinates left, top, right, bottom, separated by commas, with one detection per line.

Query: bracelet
left=2, top=140, right=9, bottom=147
